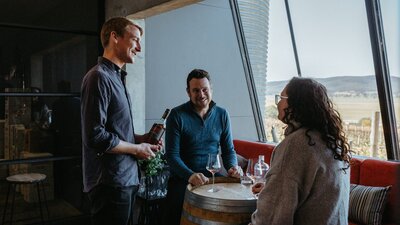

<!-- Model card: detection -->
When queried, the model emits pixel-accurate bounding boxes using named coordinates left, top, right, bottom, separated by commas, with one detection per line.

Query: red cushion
left=233, top=139, right=275, bottom=164
left=348, top=222, right=359, bottom=225
left=349, top=221, right=397, bottom=225
left=359, top=159, right=400, bottom=223
left=350, top=157, right=363, bottom=184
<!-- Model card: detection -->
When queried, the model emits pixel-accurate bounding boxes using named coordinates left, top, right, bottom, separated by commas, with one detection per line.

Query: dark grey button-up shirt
left=81, top=57, right=139, bottom=193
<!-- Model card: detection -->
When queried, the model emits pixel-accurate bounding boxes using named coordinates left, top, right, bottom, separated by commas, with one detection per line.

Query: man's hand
left=188, top=173, right=209, bottom=186
left=135, top=133, right=163, bottom=150
left=110, top=140, right=160, bottom=157
left=251, top=182, right=265, bottom=194
left=156, top=137, right=164, bottom=147
left=228, top=165, right=243, bottom=178
left=134, top=143, right=159, bottom=160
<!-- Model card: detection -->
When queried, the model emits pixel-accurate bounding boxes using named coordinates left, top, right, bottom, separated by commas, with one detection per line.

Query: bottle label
left=148, top=123, right=164, bottom=144
left=147, top=109, right=170, bottom=144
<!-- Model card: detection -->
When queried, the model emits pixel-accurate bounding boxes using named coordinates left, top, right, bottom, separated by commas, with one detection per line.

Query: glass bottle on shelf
left=146, top=108, right=170, bottom=144
left=254, top=155, right=269, bottom=183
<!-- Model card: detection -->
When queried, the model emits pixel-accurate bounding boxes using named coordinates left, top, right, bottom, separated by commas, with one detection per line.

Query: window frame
left=229, top=0, right=267, bottom=142
left=231, top=0, right=400, bottom=160
left=365, top=0, right=399, bottom=160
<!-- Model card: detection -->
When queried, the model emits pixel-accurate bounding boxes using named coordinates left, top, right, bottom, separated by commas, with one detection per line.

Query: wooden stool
left=2, top=173, right=49, bottom=225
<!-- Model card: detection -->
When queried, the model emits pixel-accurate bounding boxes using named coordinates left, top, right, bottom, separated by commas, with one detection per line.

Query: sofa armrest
left=233, top=139, right=275, bottom=164
left=350, top=157, right=363, bottom=184
left=358, top=159, right=400, bottom=223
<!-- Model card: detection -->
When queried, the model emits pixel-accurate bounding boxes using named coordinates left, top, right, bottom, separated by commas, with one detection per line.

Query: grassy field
left=266, top=95, right=400, bottom=123
left=331, top=96, right=400, bottom=122
left=264, top=96, right=400, bottom=159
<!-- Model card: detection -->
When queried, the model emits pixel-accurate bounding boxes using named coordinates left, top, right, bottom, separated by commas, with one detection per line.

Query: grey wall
left=105, top=5, right=147, bottom=133
left=126, top=20, right=146, bottom=134
left=144, top=0, right=257, bottom=140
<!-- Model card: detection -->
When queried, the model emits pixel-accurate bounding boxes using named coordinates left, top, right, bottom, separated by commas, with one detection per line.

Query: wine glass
left=245, top=158, right=258, bottom=184
left=206, top=153, right=221, bottom=192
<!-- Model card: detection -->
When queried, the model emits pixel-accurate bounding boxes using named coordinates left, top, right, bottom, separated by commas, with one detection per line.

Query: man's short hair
left=186, top=69, right=211, bottom=90
left=100, top=17, right=143, bottom=48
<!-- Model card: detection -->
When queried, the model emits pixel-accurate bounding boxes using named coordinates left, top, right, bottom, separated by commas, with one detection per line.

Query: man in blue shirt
left=163, top=69, right=241, bottom=225
left=81, top=17, right=161, bottom=225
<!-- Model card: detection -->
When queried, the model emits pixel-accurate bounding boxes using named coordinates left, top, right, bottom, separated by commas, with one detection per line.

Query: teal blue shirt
left=165, top=101, right=237, bottom=181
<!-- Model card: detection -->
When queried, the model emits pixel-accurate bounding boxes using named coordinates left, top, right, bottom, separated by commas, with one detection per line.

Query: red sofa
left=233, top=139, right=400, bottom=225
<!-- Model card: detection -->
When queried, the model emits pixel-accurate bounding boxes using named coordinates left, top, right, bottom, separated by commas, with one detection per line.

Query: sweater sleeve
left=251, top=139, right=303, bottom=225
left=165, top=109, right=195, bottom=181
left=251, top=174, right=300, bottom=225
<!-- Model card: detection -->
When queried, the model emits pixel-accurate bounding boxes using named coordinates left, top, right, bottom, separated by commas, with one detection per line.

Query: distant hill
left=266, top=75, right=400, bottom=96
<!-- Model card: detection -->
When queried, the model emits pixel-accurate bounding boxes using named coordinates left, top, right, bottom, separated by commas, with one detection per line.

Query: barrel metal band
left=182, top=210, right=249, bottom=225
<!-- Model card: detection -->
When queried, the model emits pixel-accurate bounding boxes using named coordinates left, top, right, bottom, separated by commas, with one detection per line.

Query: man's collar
left=98, top=57, right=127, bottom=76
left=187, top=100, right=216, bottom=114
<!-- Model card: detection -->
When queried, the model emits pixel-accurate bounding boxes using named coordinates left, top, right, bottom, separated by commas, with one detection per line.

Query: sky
left=266, top=0, right=400, bottom=82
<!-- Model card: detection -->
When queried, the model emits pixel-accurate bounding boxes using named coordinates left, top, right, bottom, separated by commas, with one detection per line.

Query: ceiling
left=0, top=0, right=99, bottom=33
left=0, top=0, right=201, bottom=76
left=0, top=0, right=201, bottom=31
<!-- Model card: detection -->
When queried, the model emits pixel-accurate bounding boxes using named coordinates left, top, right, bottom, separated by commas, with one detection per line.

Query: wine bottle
left=146, top=108, right=170, bottom=144
left=254, top=155, right=269, bottom=183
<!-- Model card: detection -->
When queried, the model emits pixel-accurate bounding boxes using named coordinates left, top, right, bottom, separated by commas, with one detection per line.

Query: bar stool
left=2, top=173, right=49, bottom=225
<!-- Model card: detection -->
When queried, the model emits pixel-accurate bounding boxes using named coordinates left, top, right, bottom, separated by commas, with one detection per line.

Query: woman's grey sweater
left=251, top=127, right=349, bottom=225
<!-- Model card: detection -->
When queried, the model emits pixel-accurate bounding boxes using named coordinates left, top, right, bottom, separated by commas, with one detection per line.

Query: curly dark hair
left=282, top=77, right=351, bottom=169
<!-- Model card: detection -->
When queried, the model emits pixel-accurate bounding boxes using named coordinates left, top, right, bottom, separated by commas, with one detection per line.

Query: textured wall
left=144, top=0, right=258, bottom=140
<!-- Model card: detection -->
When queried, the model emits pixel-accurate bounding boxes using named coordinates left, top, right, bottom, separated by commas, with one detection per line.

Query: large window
left=381, top=0, right=400, bottom=156
left=238, top=0, right=399, bottom=159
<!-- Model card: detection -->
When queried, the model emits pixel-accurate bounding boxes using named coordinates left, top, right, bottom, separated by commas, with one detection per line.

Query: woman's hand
left=252, top=182, right=265, bottom=194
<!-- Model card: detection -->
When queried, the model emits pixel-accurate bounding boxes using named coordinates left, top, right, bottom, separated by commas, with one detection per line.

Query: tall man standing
left=164, top=69, right=241, bottom=224
left=81, top=17, right=160, bottom=225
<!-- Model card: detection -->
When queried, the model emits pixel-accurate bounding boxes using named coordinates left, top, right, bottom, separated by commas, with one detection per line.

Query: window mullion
left=365, top=0, right=400, bottom=160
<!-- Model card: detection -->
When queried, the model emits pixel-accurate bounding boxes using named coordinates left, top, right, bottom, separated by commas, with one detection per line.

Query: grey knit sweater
left=251, top=127, right=349, bottom=225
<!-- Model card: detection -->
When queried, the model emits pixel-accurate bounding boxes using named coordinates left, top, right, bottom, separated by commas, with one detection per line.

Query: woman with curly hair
left=250, top=77, right=351, bottom=225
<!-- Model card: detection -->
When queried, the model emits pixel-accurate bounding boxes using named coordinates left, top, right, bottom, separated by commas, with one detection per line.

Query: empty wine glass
left=245, top=158, right=259, bottom=184
left=206, top=153, right=221, bottom=192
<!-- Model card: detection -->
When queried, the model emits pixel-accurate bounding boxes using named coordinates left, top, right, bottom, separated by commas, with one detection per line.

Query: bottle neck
left=159, top=108, right=170, bottom=125
left=161, top=109, right=170, bottom=120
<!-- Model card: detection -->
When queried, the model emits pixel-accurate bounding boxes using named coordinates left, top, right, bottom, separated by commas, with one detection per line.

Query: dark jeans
left=162, top=178, right=187, bottom=225
left=88, top=184, right=139, bottom=225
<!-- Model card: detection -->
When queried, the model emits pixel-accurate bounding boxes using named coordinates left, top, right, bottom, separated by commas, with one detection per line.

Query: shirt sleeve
left=81, top=71, right=120, bottom=156
left=165, top=109, right=195, bottom=181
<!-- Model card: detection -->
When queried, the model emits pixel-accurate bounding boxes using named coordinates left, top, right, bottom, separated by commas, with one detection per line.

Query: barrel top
left=189, top=177, right=257, bottom=201
left=184, top=177, right=256, bottom=214
left=192, top=183, right=256, bottom=200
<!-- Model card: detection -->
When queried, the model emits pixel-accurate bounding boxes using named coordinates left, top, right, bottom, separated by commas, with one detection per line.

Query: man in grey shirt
left=81, top=17, right=161, bottom=225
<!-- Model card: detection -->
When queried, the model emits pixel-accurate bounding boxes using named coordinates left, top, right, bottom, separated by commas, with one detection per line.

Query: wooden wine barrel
left=180, top=177, right=256, bottom=225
